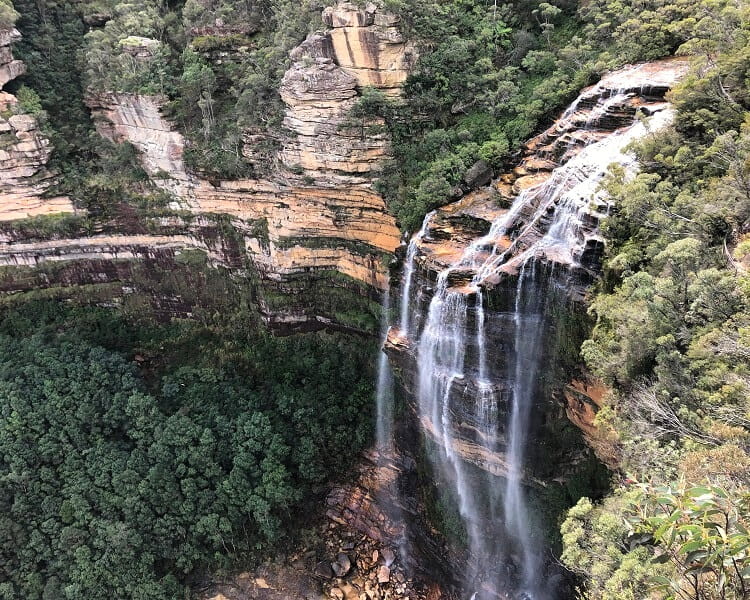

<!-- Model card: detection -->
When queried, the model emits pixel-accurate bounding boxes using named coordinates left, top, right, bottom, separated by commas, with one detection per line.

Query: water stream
left=377, top=85, right=674, bottom=599
left=376, top=288, right=395, bottom=453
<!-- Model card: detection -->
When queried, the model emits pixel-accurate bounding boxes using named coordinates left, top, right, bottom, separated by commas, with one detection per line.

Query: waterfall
left=398, top=214, right=433, bottom=336
left=376, top=288, right=395, bottom=452
left=389, top=87, right=674, bottom=599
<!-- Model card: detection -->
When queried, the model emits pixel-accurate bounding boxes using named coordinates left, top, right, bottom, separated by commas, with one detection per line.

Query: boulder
left=463, top=159, right=493, bottom=188
left=377, top=565, right=390, bottom=584
left=315, top=561, right=334, bottom=579
left=332, top=553, right=352, bottom=577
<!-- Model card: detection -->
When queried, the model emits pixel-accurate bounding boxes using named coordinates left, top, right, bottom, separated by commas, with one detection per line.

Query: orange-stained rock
left=564, top=378, right=621, bottom=469
left=75, top=2, right=409, bottom=299
left=322, top=2, right=416, bottom=92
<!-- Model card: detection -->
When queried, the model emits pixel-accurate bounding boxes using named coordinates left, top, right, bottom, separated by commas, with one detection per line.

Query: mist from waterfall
left=381, top=93, right=674, bottom=599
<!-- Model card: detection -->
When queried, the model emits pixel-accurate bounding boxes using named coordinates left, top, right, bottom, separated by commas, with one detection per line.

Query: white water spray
left=399, top=214, right=433, bottom=336
left=376, top=288, right=395, bottom=452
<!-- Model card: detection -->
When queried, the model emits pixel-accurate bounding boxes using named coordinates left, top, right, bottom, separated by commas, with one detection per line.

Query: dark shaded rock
left=315, top=561, right=334, bottom=579
left=332, top=553, right=352, bottom=577
left=463, top=159, right=492, bottom=188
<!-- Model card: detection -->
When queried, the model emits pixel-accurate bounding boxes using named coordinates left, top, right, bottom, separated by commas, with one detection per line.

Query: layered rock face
left=0, top=2, right=407, bottom=330
left=0, top=28, right=74, bottom=220
left=323, top=2, right=414, bottom=92
left=87, top=92, right=196, bottom=201
left=0, top=29, right=24, bottom=87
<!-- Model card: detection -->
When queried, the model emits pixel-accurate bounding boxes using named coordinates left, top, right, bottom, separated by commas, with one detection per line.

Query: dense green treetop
left=561, top=2, right=750, bottom=598
left=0, top=300, right=376, bottom=599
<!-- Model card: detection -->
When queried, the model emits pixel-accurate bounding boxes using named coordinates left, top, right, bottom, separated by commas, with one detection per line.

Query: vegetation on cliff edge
left=560, top=1, right=750, bottom=598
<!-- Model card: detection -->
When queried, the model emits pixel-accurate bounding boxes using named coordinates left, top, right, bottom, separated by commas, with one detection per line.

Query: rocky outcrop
left=564, top=378, right=621, bottom=469
left=322, top=2, right=415, bottom=93
left=0, top=29, right=24, bottom=87
left=279, top=3, right=414, bottom=179
left=202, top=449, right=451, bottom=600
left=279, top=34, right=389, bottom=179
left=87, top=91, right=195, bottom=202
left=0, top=1, right=408, bottom=329
left=0, top=28, right=74, bottom=220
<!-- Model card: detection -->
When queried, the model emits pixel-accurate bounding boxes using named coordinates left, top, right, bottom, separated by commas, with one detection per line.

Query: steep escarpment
left=0, top=27, right=73, bottom=220
left=0, top=2, right=407, bottom=331
left=387, top=57, right=690, bottom=460
left=89, top=1, right=408, bottom=266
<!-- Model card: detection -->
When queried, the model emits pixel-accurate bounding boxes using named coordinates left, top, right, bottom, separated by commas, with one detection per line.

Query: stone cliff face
left=0, top=28, right=74, bottom=220
left=323, top=2, right=414, bottom=92
left=0, top=2, right=408, bottom=331
left=86, top=91, right=196, bottom=201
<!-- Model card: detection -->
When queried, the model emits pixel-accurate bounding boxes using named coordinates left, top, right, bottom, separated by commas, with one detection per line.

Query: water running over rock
left=378, top=58, right=690, bottom=600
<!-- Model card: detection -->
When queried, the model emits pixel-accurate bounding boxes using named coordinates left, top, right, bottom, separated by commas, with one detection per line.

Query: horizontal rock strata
left=0, top=2, right=407, bottom=329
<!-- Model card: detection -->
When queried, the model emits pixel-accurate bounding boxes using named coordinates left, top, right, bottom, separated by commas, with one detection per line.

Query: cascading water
left=399, top=214, right=433, bottom=336
left=376, top=288, right=395, bottom=453
left=383, top=82, right=676, bottom=600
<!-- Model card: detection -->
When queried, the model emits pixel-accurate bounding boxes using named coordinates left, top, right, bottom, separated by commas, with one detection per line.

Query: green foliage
left=627, top=484, right=750, bottom=600
left=566, top=3, right=750, bottom=598
left=562, top=493, right=669, bottom=600
left=83, top=1, right=177, bottom=96
left=14, top=84, right=44, bottom=120
left=0, top=298, right=376, bottom=598
left=0, top=0, right=18, bottom=28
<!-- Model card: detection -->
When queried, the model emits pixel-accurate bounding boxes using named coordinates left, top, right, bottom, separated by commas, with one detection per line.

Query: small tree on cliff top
left=0, top=0, right=19, bottom=28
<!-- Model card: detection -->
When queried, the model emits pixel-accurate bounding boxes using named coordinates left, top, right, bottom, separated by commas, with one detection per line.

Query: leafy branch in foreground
left=627, top=483, right=750, bottom=600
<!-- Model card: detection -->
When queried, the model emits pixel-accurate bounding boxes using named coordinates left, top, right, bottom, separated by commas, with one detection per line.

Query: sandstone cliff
left=0, top=2, right=408, bottom=331
left=0, top=28, right=74, bottom=220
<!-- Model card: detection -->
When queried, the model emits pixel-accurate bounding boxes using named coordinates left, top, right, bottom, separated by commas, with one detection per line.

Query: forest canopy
left=0, top=301, right=376, bottom=599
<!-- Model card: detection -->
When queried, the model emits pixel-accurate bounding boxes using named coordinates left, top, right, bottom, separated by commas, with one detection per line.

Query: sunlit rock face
left=323, top=1, right=415, bottom=92
left=384, top=57, right=690, bottom=599
left=87, top=91, right=196, bottom=201
left=0, top=28, right=74, bottom=220
left=0, top=2, right=408, bottom=330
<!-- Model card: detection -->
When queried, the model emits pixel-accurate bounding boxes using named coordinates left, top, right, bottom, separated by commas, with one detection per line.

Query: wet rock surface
left=382, top=57, right=690, bottom=599
left=386, top=58, right=690, bottom=477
